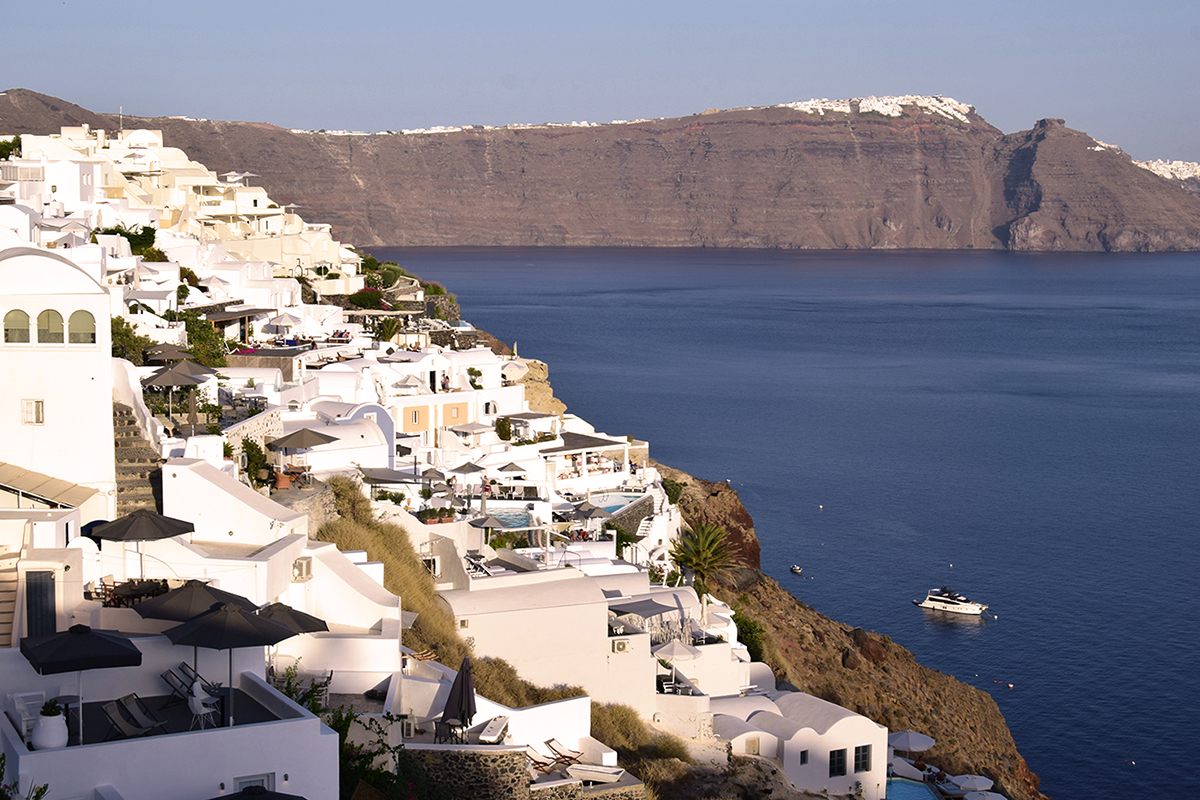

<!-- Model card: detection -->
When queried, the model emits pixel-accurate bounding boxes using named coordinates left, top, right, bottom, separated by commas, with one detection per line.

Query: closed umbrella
left=165, top=604, right=296, bottom=725
left=91, top=508, right=195, bottom=579
left=442, top=656, right=477, bottom=728
left=20, top=624, right=142, bottom=744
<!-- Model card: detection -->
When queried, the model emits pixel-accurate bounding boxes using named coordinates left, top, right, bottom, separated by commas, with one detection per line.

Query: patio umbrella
left=91, top=508, right=195, bottom=578
left=441, top=656, right=477, bottom=727
left=165, top=604, right=297, bottom=725
left=469, top=513, right=507, bottom=545
left=421, top=467, right=445, bottom=481
left=651, top=640, right=702, bottom=661
left=150, top=359, right=218, bottom=379
left=134, top=579, right=257, bottom=622
left=951, top=776, right=994, bottom=793
left=143, top=368, right=204, bottom=423
left=204, top=784, right=308, bottom=800
left=268, top=427, right=338, bottom=469
left=888, top=729, right=935, bottom=753
left=20, top=624, right=143, bottom=744
left=498, top=462, right=526, bottom=475
left=256, top=603, right=329, bottom=634
left=451, top=461, right=485, bottom=475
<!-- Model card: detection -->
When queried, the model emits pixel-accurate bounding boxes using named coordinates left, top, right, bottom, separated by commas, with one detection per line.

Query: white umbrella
left=651, top=640, right=701, bottom=661
left=952, top=776, right=994, bottom=793
left=888, top=729, right=935, bottom=753
left=269, top=312, right=302, bottom=328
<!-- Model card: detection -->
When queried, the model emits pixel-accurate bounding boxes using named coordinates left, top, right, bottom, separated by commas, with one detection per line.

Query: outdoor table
left=53, top=694, right=81, bottom=740
left=207, top=685, right=233, bottom=726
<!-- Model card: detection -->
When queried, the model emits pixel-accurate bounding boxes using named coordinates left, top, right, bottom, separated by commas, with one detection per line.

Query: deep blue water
left=372, top=246, right=1200, bottom=799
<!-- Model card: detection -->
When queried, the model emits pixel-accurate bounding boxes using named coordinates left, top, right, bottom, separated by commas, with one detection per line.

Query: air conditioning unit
left=401, top=718, right=416, bottom=738
left=292, top=556, right=313, bottom=582
left=612, top=639, right=630, bottom=654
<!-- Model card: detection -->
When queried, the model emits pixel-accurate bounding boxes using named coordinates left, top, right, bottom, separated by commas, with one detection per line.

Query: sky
left=5, top=0, right=1199, bottom=161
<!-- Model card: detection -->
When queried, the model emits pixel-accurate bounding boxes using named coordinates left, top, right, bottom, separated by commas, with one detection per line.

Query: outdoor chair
left=524, top=746, right=563, bottom=774
left=180, top=662, right=219, bottom=694
left=161, top=669, right=191, bottom=707
left=188, top=693, right=219, bottom=730
left=7, top=691, right=45, bottom=740
left=433, top=718, right=464, bottom=744
left=546, top=738, right=584, bottom=764
left=119, top=694, right=166, bottom=733
left=103, top=701, right=158, bottom=740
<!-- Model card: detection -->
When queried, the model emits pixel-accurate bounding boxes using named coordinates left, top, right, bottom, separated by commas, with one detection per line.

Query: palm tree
left=373, top=316, right=402, bottom=345
left=669, top=523, right=740, bottom=592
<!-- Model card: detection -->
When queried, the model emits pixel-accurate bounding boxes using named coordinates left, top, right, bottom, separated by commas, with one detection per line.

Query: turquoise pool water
left=589, top=492, right=646, bottom=513
left=886, top=778, right=941, bottom=800
left=489, top=509, right=532, bottom=528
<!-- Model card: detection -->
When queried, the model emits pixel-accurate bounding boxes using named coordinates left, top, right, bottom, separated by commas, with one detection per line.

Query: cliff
left=5, top=89, right=1200, bottom=252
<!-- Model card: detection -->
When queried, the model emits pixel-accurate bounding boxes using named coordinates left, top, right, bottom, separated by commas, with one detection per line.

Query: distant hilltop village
left=0, top=124, right=942, bottom=800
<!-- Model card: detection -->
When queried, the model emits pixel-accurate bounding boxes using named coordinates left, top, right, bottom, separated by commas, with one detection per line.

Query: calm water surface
left=372, top=247, right=1200, bottom=799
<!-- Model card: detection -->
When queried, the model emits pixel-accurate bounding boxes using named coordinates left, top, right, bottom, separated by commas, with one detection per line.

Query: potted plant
left=31, top=699, right=68, bottom=750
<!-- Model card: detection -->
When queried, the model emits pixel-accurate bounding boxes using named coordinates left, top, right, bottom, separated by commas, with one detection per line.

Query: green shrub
left=494, top=417, right=513, bottom=441
left=590, top=702, right=692, bottom=781
left=242, top=439, right=268, bottom=487
left=472, top=657, right=584, bottom=708
left=110, top=316, right=155, bottom=365
left=661, top=478, right=683, bottom=505
left=348, top=288, right=389, bottom=310
left=732, top=609, right=766, bottom=663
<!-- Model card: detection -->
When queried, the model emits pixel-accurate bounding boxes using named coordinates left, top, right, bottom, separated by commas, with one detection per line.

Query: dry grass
left=316, top=476, right=468, bottom=667
left=591, top=701, right=693, bottom=792
left=471, top=657, right=585, bottom=708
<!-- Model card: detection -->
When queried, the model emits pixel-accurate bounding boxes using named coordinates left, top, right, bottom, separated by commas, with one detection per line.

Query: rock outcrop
left=651, top=460, right=760, bottom=570
left=4, top=89, right=1200, bottom=252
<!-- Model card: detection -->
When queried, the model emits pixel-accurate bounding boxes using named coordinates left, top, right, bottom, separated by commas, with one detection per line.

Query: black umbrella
left=149, top=359, right=219, bottom=379
left=20, top=624, right=143, bottom=744
left=268, top=428, right=338, bottom=450
left=143, top=368, right=204, bottom=423
left=134, top=579, right=256, bottom=622
left=165, top=604, right=297, bottom=725
left=92, top=508, right=196, bottom=578
left=256, top=603, right=329, bottom=634
left=442, top=656, right=477, bottom=728
left=204, top=786, right=308, bottom=800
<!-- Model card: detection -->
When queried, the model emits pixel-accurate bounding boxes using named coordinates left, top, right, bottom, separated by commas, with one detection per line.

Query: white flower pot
left=31, top=712, right=68, bottom=750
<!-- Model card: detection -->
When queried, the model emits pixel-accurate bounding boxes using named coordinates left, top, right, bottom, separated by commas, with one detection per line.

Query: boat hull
left=913, top=598, right=987, bottom=615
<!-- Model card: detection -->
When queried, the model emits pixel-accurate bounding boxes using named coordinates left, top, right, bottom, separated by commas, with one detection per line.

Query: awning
left=608, top=598, right=679, bottom=619
left=204, top=307, right=276, bottom=322
left=359, top=467, right=419, bottom=484
left=450, top=422, right=492, bottom=435
left=0, top=461, right=99, bottom=508
left=540, top=431, right=628, bottom=455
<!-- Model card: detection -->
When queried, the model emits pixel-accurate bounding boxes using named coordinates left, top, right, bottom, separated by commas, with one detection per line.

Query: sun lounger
left=119, top=694, right=166, bottom=733
left=161, top=669, right=191, bottom=707
left=103, top=701, right=158, bottom=740
left=179, top=662, right=219, bottom=693
left=546, top=738, right=584, bottom=764
left=525, top=746, right=562, bottom=774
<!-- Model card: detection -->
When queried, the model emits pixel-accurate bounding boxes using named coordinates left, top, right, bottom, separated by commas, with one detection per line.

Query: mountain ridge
left=4, top=87, right=1200, bottom=252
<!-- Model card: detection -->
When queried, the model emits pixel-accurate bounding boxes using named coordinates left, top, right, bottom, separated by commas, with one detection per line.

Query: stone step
left=116, top=462, right=161, bottom=477
left=116, top=484, right=155, bottom=499
left=117, top=500, right=158, bottom=515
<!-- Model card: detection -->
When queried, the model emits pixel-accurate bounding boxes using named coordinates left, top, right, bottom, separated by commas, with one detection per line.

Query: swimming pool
left=488, top=509, right=532, bottom=528
left=886, top=778, right=941, bottom=800
left=588, top=492, right=648, bottom=513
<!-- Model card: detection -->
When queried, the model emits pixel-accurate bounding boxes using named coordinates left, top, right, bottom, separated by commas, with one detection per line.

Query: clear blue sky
left=6, top=0, right=1199, bottom=161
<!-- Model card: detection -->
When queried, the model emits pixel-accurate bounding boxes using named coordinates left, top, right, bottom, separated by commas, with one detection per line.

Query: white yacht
left=913, top=586, right=988, bottom=615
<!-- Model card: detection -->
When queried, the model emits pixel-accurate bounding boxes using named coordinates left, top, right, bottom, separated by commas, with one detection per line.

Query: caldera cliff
left=3, top=88, right=1200, bottom=253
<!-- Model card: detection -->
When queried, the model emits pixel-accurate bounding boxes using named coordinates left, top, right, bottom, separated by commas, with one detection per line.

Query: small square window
left=799, top=749, right=808, bottom=765
left=235, top=774, right=274, bottom=792
left=450, top=407, right=459, bottom=419
left=22, top=399, right=44, bottom=425
left=459, top=619, right=469, bottom=629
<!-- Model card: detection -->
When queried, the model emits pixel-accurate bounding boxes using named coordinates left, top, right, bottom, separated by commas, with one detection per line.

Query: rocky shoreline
left=515, top=361, right=1047, bottom=800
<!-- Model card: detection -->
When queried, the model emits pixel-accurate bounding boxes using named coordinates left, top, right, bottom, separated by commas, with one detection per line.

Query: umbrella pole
left=78, top=671, right=83, bottom=745
left=228, top=648, right=235, bottom=726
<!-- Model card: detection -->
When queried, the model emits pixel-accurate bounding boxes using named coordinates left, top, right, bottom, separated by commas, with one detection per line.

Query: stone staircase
left=113, top=403, right=163, bottom=515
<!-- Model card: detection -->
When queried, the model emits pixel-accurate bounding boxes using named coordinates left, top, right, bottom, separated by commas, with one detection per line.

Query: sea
left=371, top=246, right=1200, bottom=799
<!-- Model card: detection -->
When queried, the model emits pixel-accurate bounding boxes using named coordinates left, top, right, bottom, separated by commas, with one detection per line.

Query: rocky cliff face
left=5, top=88, right=1200, bottom=252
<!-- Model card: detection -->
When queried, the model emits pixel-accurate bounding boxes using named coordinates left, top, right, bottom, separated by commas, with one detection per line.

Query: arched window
left=4, top=310, right=30, bottom=343
left=68, top=310, right=96, bottom=344
left=37, top=310, right=64, bottom=344
left=483, top=401, right=497, bottom=415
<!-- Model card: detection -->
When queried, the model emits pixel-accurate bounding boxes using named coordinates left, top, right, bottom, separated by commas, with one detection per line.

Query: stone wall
left=529, top=780, right=583, bottom=800
left=224, top=407, right=283, bottom=453
left=406, top=747, right=529, bottom=800
left=429, top=328, right=479, bottom=350
left=580, top=784, right=646, bottom=800
left=275, top=479, right=338, bottom=531
left=607, top=496, right=654, bottom=538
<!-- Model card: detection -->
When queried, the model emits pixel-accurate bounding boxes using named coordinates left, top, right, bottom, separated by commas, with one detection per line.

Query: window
left=68, top=310, right=96, bottom=344
left=799, top=750, right=808, bottom=765
left=37, top=310, right=64, bottom=344
left=421, top=556, right=439, bottom=577
left=411, top=410, right=419, bottom=425
left=235, top=774, right=274, bottom=792
left=829, top=748, right=847, bottom=778
left=854, top=744, right=871, bottom=773
left=22, top=400, right=44, bottom=425
left=450, top=407, right=459, bottom=419
left=483, top=401, right=497, bottom=415
left=459, top=619, right=469, bottom=629
left=4, top=310, right=30, bottom=343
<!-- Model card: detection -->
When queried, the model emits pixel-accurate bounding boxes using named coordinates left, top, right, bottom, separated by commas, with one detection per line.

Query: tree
left=373, top=316, right=402, bottom=344
left=0, top=135, right=20, bottom=160
left=669, top=523, right=740, bottom=595
left=110, top=316, right=155, bottom=366
left=495, top=416, right=513, bottom=441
